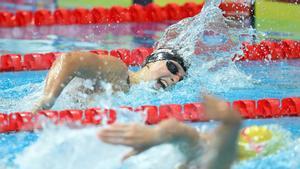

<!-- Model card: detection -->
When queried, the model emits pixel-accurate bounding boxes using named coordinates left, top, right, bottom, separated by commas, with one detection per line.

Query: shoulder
left=99, top=54, right=128, bottom=71
left=65, top=51, right=99, bottom=58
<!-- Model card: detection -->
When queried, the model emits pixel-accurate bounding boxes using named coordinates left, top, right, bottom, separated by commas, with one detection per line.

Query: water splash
left=0, top=1, right=288, bottom=169
left=8, top=120, right=300, bottom=169
left=0, top=82, right=43, bottom=113
left=150, top=0, right=255, bottom=101
left=0, top=0, right=257, bottom=112
left=154, top=0, right=254, bottom=64
left=14, top=126, right=128, bottom=169
left=12, top=111, right=184, bottom=169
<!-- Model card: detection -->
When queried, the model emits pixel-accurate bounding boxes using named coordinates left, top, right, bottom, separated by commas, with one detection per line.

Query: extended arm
left=202, top=121, right=241, bottom=169
left=32, top=51, right=105, bottom=113
left=200, top=95, right=241, bottom=169
left=98, top=95, right=241, bottom=169
left=98, top=118, right=201, bottom=161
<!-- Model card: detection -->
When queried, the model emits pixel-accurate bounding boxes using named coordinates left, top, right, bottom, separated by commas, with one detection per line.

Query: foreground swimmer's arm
left=98, top=118, right=200, bottom=161
left=200, top=95, right=241, bottom=169
left=98, top=95, right=241, bottom=168
left=98, top=96, right=240, bottom=161
left=32, top=51, right=128, bottom=113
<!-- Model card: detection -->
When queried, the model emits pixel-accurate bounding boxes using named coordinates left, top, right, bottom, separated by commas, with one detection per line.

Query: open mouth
left=157, top=79, right=168, bottom=89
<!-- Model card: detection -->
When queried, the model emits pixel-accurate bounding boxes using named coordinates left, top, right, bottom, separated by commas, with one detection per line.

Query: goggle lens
left=166, top=61, right=179, bottom=75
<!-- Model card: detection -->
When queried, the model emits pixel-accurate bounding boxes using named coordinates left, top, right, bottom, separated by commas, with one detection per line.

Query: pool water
left=1, top=7, right=300, bottom=169
left=0, top=23, right=171, bottom=55
left=1, top=59, right=300, bottom=113
left=1, top=118, right=300, bottom=169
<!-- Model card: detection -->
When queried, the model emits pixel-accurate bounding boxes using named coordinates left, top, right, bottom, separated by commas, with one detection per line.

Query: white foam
left=14, top=126, right=127, bottom=169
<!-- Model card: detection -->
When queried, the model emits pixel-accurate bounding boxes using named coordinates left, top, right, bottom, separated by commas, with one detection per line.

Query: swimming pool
left=1, top=14, right=300, bottom=169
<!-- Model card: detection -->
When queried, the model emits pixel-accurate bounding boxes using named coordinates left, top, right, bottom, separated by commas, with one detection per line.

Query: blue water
left=1, top=22, right=300, bottom=168
left=1, top=60, right=300, bottom=111
left=0, top=23, right=171, bottom=55
left=1, top=118, right=300, bottom=169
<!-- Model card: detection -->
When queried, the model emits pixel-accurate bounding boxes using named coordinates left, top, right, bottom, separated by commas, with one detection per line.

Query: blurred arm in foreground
left=98, top=95, right=241, bottom=169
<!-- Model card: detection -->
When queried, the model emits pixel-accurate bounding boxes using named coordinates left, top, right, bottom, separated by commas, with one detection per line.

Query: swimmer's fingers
left=202, top=94, right=241, bottom=124
left=100, top=124, right=133, bottom=133
left=202, top=95, right=228, bottom=118
left=99, top=134, right=152, bottom=152
left=99, top=135, right=136, bottom=146
left=99, top=123, right=147, bottom=138
left=98, top=123, right=159, bottom=149
left=99, top=125, right=142, bottom=145
left=122, top=149, right=144, bottom=161
left=98, top=126, right=135, bottom=143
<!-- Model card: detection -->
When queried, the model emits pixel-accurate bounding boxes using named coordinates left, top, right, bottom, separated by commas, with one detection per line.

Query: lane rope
left=0, top=97, right=300, bottom=133
left=0, top=2, right=251, bottom=27
left=1, top=39, right=300, bottom=72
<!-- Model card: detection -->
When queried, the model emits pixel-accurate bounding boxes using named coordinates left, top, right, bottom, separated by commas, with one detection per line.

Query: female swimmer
left=33, top=48, right=188, bottom=113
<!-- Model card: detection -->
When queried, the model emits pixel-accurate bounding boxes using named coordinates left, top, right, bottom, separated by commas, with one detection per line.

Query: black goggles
left=166, top=60, right=180, bottom=75
left=143, top=51, right=188, bottom=72
left=166, top=60, right=184, bottom=81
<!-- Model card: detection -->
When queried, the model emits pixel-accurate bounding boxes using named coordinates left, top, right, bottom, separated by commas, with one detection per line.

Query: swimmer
left=32, top=1, right=237, bottom=113
left=33, top=48, right=188, bottom=113
left=98, top=95, right=242, bottom=169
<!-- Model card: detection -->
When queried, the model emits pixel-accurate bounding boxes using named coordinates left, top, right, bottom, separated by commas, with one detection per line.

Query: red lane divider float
left=233, top=40, right=300, bottom=61
left=0, top=2, right=251, bottom=27
left=0, top=47, right=153, bottom=72
left=1, top=40, right=300, bottom=72
left=1, top=97, right=300, bottom=133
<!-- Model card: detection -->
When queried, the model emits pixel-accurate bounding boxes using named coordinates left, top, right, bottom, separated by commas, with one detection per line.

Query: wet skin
left=33, top=51, right=186, bottom=113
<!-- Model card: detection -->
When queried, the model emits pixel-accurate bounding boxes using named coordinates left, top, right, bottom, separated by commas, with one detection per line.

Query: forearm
left=155, top=119, right=201, bottom=160
left=156, top=119, right=199, bottom=143
left=204, top=120, right=241, bottom=169
left=33, top=53, right=76, bottom=112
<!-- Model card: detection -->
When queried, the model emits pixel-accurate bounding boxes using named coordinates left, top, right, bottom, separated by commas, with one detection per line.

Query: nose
left=171, top=75, right=182, bottom=82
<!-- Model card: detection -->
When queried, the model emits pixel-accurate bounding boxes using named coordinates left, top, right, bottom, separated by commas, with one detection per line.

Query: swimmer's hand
left=203, top=95, right=241, bottom=125
left=32, top=95, right=56, bottom=114
left=201, top=95, right=241, bottom=169
left=32, top=102, right=43, bottom=114
left=98, top=123, right=162, bottom=161
left=98, top=119, right=199, bottom=161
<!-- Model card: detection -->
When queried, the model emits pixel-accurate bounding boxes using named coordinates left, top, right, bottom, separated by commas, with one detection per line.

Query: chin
left=154, top=83, right=162, bottom=90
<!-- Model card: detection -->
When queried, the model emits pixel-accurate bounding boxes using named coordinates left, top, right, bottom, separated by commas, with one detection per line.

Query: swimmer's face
left=144, top=60, right=186, bottom=89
